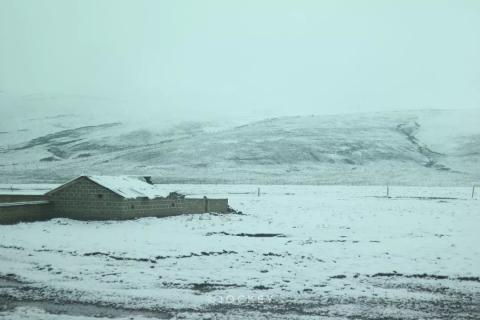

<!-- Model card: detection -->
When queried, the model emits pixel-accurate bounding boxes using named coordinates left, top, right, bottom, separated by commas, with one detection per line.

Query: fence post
left=386, top=185, right=390, bottom=198
left=473, top=185, right=476, bottom=199
left=204, top=196, right=208, bottom=213
left=258, top=187, right=260, bottom=197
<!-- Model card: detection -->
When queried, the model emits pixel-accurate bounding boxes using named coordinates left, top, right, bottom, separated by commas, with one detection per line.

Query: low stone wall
left=49, top=197, right=229, bottom=221
left=123, top=197, right=229, bottom=218
left=122, top=198, right=183, bottom=219
left=204, top=198, right=229, bottom=213
left=0, top=194, right=47, bottom=203
left=181, top=198, right=207, bottom=214
left=0, top=202, right=53, bottom=224
left=181, top=198, right=229, bottom=214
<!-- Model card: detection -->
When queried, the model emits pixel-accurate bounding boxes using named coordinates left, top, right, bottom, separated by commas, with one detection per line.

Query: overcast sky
left=1, top=0, right=479, bottom=120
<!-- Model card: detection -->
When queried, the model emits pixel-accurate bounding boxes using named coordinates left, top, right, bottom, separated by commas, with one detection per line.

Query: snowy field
left=0, top=185, right=479, bottom=319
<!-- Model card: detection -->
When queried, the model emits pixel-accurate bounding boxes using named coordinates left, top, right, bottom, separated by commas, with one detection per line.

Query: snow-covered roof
left=86, top=176, right=164, bottom=199
left=47, top=175, right=175, bottom=199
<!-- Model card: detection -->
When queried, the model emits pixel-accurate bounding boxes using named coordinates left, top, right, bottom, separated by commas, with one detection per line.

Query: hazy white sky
left=1, top=0, right=479, bottom=119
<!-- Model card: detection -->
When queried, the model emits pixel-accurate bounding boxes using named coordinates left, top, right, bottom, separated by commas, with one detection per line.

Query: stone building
left=0, top=176, right=229, bottom=223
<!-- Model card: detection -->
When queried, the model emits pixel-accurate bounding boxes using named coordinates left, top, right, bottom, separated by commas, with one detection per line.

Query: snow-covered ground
left=0, top=185, right=479, bottom=319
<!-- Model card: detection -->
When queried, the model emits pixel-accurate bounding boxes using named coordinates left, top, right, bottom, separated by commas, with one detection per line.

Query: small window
left=171, top=202, right=175, bottom=207
left=97, top=194, right=103, bottom=199
left=131, top=205, right=135, bottom=209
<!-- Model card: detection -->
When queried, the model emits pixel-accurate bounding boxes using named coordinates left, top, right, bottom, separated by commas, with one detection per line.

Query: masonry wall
left=180, top=198, right=207, bottom=214
left=122, top=198, right=183, bottom=218
left=122, top=198, right=229, bottom=218
left=203, top=198, right=229, bottom=213
left=179, top=198, right=228, bottom=214
left=0, top=194, right=47, bottom=203
left=48, top=177, right=125, bottom=220
left=0, top=202, right=53, bottom=224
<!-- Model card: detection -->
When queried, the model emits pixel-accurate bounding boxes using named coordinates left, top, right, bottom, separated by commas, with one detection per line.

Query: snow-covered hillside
left=0, top=108, right=479, bottom=185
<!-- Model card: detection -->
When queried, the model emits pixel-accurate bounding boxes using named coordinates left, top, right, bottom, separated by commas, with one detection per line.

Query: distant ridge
left=1, top=109, right=479, bottom=185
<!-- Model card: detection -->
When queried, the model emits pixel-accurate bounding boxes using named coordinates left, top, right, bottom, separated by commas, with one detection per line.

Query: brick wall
left=180, top=198, right=207, bottom=214
left=204, top=198, right=229, bottom=213
left=123, top=198, right=229, bottom=218
left=177, top=198, right=229, bottom=214
left=122, top=198, right=183, bottom=218
left=48, top=177, right=125, bottom=220
left=0, top=202, right=53, bottom=224
left=0, top=194, right=47, bottom=203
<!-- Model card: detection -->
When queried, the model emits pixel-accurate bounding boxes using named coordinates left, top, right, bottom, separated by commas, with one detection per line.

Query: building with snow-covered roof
left=47, top=175, right=165, bottom=200
left=0, top=175, right=228, bottom=222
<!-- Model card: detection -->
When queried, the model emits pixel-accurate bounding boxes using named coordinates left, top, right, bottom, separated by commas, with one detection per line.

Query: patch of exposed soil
left=205, top=232, right=287, bottom=238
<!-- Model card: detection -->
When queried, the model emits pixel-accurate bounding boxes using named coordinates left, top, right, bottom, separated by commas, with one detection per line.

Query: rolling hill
left=0, top=109, right=479, bottom=185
